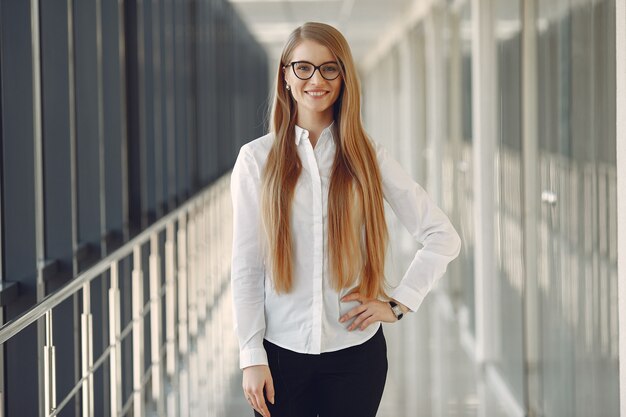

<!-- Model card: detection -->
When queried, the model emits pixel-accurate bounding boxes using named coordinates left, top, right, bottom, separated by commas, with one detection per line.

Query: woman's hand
left=339, top=292, right=408, bottom=331
left=242, top=364, right=275, bottom=417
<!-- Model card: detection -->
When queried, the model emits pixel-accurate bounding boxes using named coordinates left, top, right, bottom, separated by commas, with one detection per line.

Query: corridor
left=0, top=0, right=623, bottom=416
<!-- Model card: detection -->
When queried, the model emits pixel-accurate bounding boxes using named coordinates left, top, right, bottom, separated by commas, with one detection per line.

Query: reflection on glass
left=536, top=0, right=618, bottom=416
left=494, top=0, right=525, bottom=408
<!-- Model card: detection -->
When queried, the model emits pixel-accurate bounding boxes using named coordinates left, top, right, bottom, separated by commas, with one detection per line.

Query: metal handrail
left=0, top=176, right=222, bottom=345
left=0, top=173, right=238, bottom=417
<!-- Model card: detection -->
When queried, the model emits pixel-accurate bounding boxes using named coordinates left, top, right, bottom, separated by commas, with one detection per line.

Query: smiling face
left=283, top=39, right=343, bottom=123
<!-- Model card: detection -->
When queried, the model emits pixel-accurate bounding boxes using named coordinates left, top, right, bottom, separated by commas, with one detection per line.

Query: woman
left=230, top=22, right=461, bottom=417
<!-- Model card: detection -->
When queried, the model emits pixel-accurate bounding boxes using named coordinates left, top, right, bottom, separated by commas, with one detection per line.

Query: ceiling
left=228, top=0, right=417, bottom=68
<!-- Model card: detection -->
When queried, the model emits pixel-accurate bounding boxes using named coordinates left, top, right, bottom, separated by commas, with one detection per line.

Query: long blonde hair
left=261, top=22, right=389, bottom=299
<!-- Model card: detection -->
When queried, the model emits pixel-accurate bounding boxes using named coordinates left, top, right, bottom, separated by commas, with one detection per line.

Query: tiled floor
left=223, top=291, right=510, bottom=417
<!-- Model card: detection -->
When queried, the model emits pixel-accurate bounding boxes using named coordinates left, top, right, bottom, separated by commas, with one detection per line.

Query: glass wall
left=441, top=3, right=462, bottom=300
left=458, top=1, right=475, bottom=339
left=494, top=0, right=525, bottom=407
left=0, top=0, right=268, bottom=414
left=441, top=1, right=476, bottom=339
left=362, top=0, right=619, bottom=415
left=535, top=0, right=618, bottom=415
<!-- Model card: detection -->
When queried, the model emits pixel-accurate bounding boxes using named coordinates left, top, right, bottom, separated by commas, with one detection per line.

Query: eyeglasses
left=284, top=60, right=342, bottom=81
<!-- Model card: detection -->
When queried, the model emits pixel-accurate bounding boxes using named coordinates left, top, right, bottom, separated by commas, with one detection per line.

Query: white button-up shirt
left=230, top=122, right=461, bottom=369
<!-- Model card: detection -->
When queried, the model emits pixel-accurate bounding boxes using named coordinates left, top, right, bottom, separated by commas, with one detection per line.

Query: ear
left=282, top=66, right=290, bottom=84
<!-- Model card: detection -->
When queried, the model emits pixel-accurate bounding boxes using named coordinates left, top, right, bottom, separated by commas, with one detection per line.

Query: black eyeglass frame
left=283, top=60, right=343, bottom=81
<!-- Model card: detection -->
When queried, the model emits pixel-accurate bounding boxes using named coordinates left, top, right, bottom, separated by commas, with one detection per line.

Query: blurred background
left=0, top=0, right=623, bottom=416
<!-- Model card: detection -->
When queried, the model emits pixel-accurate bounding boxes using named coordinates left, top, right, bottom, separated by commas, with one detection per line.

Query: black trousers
left=253, top=326, right=388, bottom=417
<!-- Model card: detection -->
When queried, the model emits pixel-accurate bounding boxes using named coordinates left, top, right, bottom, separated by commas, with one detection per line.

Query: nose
left=309, top=68, right=325, bottom=83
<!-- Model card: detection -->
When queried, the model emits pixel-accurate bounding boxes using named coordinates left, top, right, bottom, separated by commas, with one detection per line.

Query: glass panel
left=441, top=5, right=460, bottom=298
left=535, top=0, right=618, bottom=415
left=0, top=2, right=39, bottom=415
left=459, top=1, right=475, bottom=337
left=441, top=0, right=475, bottom=341
left=494, top=0, right=525, bottom=406
left=409, top=24, right=428, bottom=186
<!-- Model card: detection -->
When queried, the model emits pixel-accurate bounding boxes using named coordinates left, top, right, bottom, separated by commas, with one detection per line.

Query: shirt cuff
left=240, top=347, right=269, bottom=370
left=390, top=285, right=427, bottom=313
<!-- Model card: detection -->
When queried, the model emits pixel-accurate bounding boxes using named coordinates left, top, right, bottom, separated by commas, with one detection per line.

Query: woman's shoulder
left=239, top=132, right=275, bottom=162
left=233, top=133, right=274, bottom=180
left=234, top=132, right=274, bottom=179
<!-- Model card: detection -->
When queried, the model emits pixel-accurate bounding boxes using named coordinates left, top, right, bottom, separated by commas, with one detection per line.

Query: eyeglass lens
left=292, top=62, right=340, bottom=80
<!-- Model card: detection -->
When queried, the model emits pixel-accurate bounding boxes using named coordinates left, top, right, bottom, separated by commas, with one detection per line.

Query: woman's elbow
left=449, top=226, right=462, bottom=258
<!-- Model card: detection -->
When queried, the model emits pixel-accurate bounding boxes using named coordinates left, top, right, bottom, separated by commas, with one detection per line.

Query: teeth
left=307, top=91, right=327, bottom=96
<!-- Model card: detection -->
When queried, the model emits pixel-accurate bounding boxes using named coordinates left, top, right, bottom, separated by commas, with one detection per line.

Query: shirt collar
left=294, top=121, right=336, bottom=146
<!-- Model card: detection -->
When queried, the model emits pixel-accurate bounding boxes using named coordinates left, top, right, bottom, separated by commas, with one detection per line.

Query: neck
left=296, top=110, right=334, bottom=143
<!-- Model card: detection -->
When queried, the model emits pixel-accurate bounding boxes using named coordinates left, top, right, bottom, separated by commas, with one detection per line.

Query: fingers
left=246, top=389, right=271, bottom=417
left=266, top=377, right=275, bottom=405
left=242, top=365, right=274, bottom=416
left=245, top=376, right=274, bottom=416
left=341, top=291, right=365, bottom=303
left=340, top=299, right=398, bottom=331
left=358, top=315, right=378, bottom=330
left=253, top=391, right=271, bottom=417
left=339, top=304, right=367, bottom=323
left=348, top=310, right=374, bottom=331
left=247, top=394, right=260, bottom=414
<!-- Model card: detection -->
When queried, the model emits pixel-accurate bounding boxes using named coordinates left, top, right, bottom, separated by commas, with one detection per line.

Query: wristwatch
left=388, top=301, right=404, bottom=321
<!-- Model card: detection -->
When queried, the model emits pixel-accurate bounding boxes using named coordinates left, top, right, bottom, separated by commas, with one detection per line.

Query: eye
left=296, top=63, right=312, bottom=71
left=322, top=65, right=338, bottom=73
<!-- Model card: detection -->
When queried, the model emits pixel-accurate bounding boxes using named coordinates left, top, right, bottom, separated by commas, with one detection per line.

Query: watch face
left=392, top=305, right=402, bottom=317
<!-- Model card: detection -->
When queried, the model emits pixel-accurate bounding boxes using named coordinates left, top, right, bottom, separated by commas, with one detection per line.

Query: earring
left=285, top=84, right=291, bottom=90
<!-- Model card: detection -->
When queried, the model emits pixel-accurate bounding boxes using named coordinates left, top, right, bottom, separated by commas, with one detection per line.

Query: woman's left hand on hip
left=339, top=292, right=398, bottom=331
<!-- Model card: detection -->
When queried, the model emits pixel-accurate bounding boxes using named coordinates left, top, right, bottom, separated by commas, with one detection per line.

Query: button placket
left=301, top=136, right=324, bottom=353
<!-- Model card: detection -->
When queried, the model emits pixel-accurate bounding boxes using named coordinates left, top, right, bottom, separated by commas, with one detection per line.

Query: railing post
left=210, top=188, right=220, bottom=411
left=109, top=261, right=122, bottom=417
left=177, top=214, right=189, bottom=417
left=81, top=283, right=94, bottom=417
left=188, top=207, right=197, bottom=338
left=132, top=246, right=145, bottom=417
left=187, top=207, right=198, bottom=414
left=177, top=214, right=188, bottom=354
left=198, top=197, right=208, bottom=323
left=43, top=311, right=56, bottom=417
left=149, top=233, right=164, bottom=414
left=165, top=222, right=177, bottom=417
left=220, top=179, right=231, bottom=291
left=198, top=196, right=209, bottom=412
left=221, top=181, right=232, bottom=404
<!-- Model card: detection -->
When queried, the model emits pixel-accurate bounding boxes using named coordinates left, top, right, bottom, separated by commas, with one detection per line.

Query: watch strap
left=388, top=300, right=404, bottom=320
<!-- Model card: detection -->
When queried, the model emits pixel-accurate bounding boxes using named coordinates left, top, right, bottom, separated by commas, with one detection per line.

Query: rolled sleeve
left=375, top=142, right=462, bottom=313
left=230, top=145, right=268, bottom=369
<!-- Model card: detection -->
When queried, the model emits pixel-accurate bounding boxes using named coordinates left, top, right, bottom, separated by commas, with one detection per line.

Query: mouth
left=305, top=90, right=329, bottom=97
